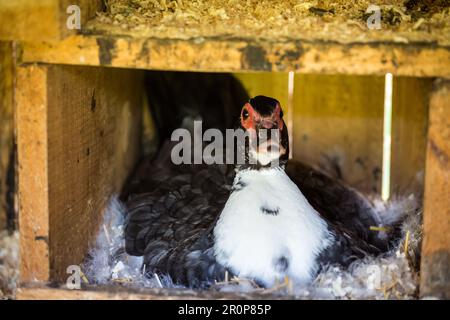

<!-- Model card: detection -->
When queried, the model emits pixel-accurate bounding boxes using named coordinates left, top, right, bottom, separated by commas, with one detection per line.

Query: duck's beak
left=249, top=123, right=286, bottom=166
left=259, top=118, right=278, bottom=130
left=256, top=115, right=283, bottom=131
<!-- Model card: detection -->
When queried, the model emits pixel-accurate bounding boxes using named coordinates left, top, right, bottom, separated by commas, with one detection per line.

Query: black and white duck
left=124, top=95, right=398, bottom=289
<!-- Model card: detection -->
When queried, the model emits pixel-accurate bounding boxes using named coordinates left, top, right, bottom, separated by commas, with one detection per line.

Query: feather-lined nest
left=89, top=0, right=450, bottom=45
left=0, top=195, right=422, bottom=299
left=82, top=194, right=422, bottom=300
left=0, top=186, right=423, bottom=300
left=0, top=230, right=19, bottom=300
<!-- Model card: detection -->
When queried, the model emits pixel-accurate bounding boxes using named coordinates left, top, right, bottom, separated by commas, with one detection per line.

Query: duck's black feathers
left=124, top=142, right=234, bottom=287
left=286, top=160, right=389, bottom=253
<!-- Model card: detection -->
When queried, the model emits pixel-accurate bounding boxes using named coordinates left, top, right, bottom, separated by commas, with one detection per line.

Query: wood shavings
left=403, top=230, right=410, bottom=255
left=154, top=273, right=163, bottom=288
left=214, top=276, right=260, bottom=288
left=285, top=276, right=294, bottom=295
left=103, top=224, right=112, bottom=246
left=79, top=267, right=90, bottom=284
left=413, top=18, right=425, bottom=30
left=370, top=226, right=390, bottom=232
left=88, top=0, right=450, bottom=45
left=112, top=277, right=134, bottom=283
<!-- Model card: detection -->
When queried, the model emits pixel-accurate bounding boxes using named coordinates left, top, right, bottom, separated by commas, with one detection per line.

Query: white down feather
left=213, top=167, right=334, bottom=287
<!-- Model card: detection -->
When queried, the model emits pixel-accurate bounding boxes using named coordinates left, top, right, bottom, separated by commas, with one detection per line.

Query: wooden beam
left=21, top=35, right=450, bottom=78
left=0, top=0, right=103, bottom=42
left=16, top=64, right=143, bottom=282
left=17, top=286, right=185, bottom=300
left=0, top=42, right=15, bottom=230
left=420, top=79, right=450, bottom=299
left=17, top=284, right=288, bottom=300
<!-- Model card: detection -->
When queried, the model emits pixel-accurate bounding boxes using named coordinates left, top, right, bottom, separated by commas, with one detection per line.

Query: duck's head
left=236, top=95, right=289, bottom=170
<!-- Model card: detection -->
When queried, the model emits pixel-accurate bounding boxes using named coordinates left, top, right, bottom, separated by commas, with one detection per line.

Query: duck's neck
left=234, top=163, right=286, bottom=174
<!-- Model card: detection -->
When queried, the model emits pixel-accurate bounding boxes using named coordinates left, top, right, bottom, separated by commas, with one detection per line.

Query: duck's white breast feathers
left=213, top=168, right=333, bottom=287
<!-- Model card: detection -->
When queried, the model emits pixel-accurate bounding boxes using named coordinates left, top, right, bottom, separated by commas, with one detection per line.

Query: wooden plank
left=0, top=41, right=15, bottom=230
left=16, top=64, right=143, bottom=282
left=0, top=0, right=103, bottom=42
left=16, top=284, right=288, bottom=300
left=20, top=35, right=450, bottom=78
left=47, top=65, right=143, bottom=282
left=420, top=79, right=450, bottom=299
left=390, top=77, right=432, bottom=196
left=16, top=65, right=51, bottom=282
left=17, top=287, right=184, bottom=300
left=292, top=74, right=384, bottom=194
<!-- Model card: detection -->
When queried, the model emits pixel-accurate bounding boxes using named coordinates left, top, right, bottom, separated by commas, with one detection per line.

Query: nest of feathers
left=0, top=230, right=19, bottom=300
left=0, top=195, right=422, bottom=299
left=89, top=0, right=450, bottom=45
left=82, top=194, right=422, bottom=300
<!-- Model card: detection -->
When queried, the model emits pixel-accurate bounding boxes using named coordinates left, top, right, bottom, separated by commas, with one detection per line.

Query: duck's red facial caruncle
left=239, top=96, right=288, bottom=167
left=240, top=102, right=284, bottom=131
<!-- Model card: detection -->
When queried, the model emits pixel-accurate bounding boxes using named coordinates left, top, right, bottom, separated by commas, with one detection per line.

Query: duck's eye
left=242, top=108, right=249, bottom=120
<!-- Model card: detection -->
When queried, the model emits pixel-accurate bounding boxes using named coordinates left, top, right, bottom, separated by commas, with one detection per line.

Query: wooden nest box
left=0, top=0, right=449, bottom=299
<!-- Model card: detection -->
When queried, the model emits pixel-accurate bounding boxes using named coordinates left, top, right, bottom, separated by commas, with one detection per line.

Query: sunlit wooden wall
left=391, top=77, right=431, bottom=196
left=0, top=41, right=14, bottom=230
left=234, top=72, right=430, bottom=197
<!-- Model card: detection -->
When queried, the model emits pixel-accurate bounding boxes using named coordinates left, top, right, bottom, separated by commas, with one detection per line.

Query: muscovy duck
left=125, top=96, right=395, bottom=288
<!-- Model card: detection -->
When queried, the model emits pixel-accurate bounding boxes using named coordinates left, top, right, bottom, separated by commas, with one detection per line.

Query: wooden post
left=420, top=79, right=450, bottom=299
left=16, top=65, right=51, bottom=281
left=16, top=64, right=143, bottom=283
